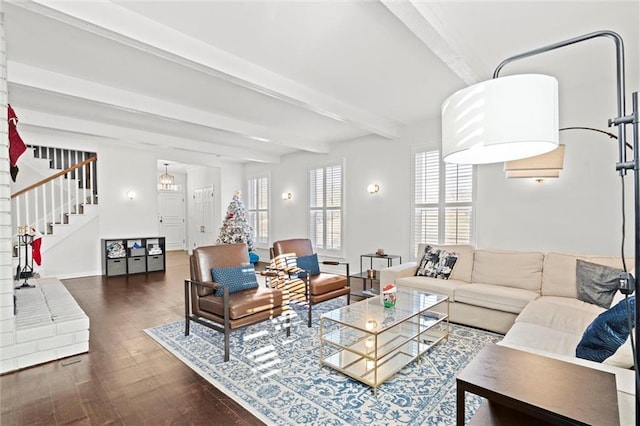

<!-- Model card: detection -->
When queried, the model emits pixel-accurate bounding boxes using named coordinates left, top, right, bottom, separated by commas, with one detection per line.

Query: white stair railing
left=11, top=156, right=98, bottom=236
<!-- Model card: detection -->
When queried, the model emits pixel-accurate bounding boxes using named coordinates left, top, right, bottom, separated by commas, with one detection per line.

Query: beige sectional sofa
left=379, top=244, right=636, bottom=424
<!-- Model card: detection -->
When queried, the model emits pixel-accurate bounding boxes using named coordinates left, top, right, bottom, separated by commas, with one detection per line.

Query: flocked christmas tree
left=217, top=192, right=255, bottom=252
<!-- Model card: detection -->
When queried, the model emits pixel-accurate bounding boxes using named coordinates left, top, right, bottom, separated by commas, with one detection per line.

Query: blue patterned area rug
left=145, top=300, right=502, bottom=425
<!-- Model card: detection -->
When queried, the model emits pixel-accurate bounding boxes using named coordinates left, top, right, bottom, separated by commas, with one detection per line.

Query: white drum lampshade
left=441, top=74, right=559, bottom=164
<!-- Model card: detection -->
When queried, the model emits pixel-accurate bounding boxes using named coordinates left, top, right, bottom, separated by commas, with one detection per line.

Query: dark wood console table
left=457, top=343, right=619, bottom=425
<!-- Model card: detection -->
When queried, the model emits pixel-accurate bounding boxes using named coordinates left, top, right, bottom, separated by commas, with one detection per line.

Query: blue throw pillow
left=248, top=251, right=260, bottom=264
left=576, top=296, right=635, bottom=362
left=211, top=265, right=259, bottom=297
left=296, top=254, right=321, bottom=277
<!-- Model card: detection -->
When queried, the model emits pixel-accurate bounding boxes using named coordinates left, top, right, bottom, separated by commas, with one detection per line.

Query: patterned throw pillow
left=211, top=264, right=259, bottom=297
left=415, top=245, right=458, bottom=280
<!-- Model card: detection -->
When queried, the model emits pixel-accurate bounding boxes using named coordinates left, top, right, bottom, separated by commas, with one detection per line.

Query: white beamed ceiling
left=4, top=1, right=639, bottom=165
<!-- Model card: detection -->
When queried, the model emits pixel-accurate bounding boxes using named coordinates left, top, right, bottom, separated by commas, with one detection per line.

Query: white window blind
left=309, top=164, right=342, bottom=254
left=414, top=150, right=473, bottom=255
left=247, top=176, right=269, bottom=248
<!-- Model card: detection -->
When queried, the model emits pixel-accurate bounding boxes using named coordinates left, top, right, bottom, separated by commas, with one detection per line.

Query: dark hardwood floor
left=0, top=251, right=265, bottom=425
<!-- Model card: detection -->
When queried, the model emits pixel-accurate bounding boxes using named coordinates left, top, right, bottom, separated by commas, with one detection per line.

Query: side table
left=457, top=343, right=619, bottom=425
left=350, top=253, right=402, bottom=299
left=360, top=253, right=402, bottom=272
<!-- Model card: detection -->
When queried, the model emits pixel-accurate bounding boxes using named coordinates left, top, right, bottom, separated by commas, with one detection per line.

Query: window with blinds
left=309, top=164, right=342, bottom=254
left=414, top=150, right=473, bottom=255
left=247, top=176, right=269, bottom=248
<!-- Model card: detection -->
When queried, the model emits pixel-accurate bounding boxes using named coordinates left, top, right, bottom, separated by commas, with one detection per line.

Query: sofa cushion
left=605, top=335, right=633, bottom=369
left=515, top=297, right=603, bottom=335
left=199, top=286, right=285, bottom=320
left=576, top=296, right=635, bottom=365
left=415, top=245, right=458, bottom=279
left=576, top=259, right=623, bottom=308
left=542, top=252, right=630, bottom=298
left=533, top=295, right=609, bottom=312
left=309, top=272, right=348, bottom=295
left=471, top=249, right=544, bottom=291
left=395, top=277, right=467, bottom=300
left=417, top=244, right=474, bottom=282
left=500, top=322, right=581, bottom=357
left=454, top=283, right=538, bottom=314
left=211, top=264, right=259, bottom=297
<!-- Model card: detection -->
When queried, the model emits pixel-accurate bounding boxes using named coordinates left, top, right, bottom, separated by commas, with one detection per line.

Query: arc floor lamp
left=441, top=30, right=639, bottom=423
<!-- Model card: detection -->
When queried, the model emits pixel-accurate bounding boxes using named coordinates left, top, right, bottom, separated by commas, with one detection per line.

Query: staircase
left=10, top=145, right=99, bottom=277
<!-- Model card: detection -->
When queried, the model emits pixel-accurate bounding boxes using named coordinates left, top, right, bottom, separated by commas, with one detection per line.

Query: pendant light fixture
left=159, top=163, right=176, bottom=191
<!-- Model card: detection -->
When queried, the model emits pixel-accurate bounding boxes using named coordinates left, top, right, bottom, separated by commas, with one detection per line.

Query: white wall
left=475, top=134, right=631, bottom=254
left=43, top=220, right=99, bottom=278
left=98, top=145, right=159, bottom=237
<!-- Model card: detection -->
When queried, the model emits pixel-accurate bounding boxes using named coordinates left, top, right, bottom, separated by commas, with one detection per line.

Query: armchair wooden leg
left=184, top=280, right=191, bottom=336
left=306, top=275, right=312, bottom=327
left=223, top=287, right=231, bottom=362
left=285, top=312, right=291, bottom=337
left=224, top=328, right=230, bottom=362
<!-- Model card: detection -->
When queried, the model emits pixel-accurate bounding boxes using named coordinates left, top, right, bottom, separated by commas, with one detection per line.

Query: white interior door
left=193, top=185, right=215, bottom=248
left=159, top=191, right=186, bottom=250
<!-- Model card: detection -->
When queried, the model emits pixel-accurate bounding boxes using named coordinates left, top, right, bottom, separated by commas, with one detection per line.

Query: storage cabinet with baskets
left=101, top=237, right=166, bottom=276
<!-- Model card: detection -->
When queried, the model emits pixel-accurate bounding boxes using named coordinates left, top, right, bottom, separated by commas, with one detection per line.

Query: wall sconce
left=127, top=190, right=136, bottom=200
left=504, top=145, right=565, bottom=182
left=281, top=192, right=292, bottom=200
left=367, top=184, right=380, bottom=194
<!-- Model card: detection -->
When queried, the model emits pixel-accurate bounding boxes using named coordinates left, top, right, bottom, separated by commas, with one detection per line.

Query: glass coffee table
left=319, top=289, right=449, bottom=393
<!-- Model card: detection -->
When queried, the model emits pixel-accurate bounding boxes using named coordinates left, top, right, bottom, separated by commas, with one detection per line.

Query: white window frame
left=412, top=148, right=475, bottom=258
left=246, top=174, right=270, bottom=250
left=308, top=161, right=345, bottom=258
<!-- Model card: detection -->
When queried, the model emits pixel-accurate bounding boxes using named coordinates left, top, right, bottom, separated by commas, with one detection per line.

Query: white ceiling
left=4, top=1, right=639, bottom=169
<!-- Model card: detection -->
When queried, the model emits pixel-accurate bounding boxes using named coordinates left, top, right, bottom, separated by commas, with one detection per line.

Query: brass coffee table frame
left=319, top=289, right=449, bottom=393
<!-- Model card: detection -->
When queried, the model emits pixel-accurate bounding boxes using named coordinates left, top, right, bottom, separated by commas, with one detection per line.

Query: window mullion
left=323, top=169, right=327, bottom=250
left=438, top=156, right=446, bottom=244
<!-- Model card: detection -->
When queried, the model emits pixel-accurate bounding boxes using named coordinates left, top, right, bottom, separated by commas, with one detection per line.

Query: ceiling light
left=159, top=163, right=176, bottom=191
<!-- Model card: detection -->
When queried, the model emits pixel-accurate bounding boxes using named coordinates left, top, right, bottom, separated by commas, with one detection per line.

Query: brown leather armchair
left=271, top=238, right=350, bottom=327
left=185, top=243, right=290, bottom=362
